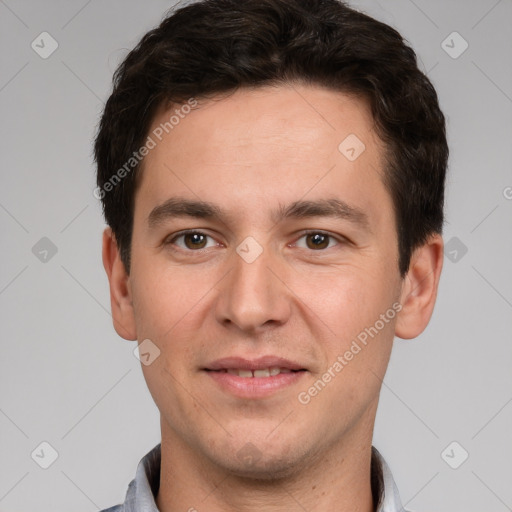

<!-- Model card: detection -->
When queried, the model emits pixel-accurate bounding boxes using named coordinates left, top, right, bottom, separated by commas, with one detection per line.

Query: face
left=105, top=84, right=438, bottom=479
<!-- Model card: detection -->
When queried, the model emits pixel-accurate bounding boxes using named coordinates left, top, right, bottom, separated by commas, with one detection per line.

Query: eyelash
left=164, top=229, right=345, bottom=254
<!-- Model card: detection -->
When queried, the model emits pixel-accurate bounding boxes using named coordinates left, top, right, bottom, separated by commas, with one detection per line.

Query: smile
left=204, top=368, right=307, bottom=398
left=210, top=367, right=301, bottom=377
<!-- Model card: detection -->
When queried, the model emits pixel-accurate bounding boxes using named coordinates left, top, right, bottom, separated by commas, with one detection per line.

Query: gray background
left=1, top=0, right=511, bottom=511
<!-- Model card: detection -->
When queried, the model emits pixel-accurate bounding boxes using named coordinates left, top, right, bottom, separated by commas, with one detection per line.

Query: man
left=95, top=0, right=447, bottom=510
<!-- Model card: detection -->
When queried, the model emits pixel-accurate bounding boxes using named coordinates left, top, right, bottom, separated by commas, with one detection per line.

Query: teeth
left=223, top=367, right=294, bottom=377
left=253, top=369, right=270, bottom=378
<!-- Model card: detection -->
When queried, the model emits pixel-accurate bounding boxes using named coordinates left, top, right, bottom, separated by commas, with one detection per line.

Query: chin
left=223, top=455, right=301, bottom=481
left=208, top=440, right=312, bottom=482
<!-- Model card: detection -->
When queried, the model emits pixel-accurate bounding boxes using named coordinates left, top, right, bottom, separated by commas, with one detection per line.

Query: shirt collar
left=111, top=443, right=406, bottom=512
left=371, top=446, right=408, bottom=512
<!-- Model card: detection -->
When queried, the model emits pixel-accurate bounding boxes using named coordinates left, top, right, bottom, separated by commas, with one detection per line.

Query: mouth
left=205, top=367, right=305, bottom=378
left=203, top=356, right=308, bottom=398
left=204, top=355, right=307, bottom=372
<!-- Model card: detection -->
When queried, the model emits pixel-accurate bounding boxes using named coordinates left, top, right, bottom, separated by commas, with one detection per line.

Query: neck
left=156, top=419, right=377, bottom=512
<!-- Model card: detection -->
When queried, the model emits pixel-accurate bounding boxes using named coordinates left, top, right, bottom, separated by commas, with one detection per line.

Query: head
left=96, top=0, right=446, bottom=480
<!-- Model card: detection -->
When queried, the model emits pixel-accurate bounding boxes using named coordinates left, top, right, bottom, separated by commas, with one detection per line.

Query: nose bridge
left=215, top=237, right=290, bottom=331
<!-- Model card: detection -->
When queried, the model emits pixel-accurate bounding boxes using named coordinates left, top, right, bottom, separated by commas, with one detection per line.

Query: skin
left=103, top=83, right=443, bottom=512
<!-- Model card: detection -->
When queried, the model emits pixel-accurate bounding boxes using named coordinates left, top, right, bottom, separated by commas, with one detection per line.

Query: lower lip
left=204, top=370, right=307, bottom=398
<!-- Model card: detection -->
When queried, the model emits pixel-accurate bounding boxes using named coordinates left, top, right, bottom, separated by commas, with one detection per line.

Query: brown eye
left=305, top=232, right=330, bottom=250
left=183, top=232, right=208, bottom=249
left=167, top=231, right=216, bottom=251
left=293, top=231, right=340, bottom=251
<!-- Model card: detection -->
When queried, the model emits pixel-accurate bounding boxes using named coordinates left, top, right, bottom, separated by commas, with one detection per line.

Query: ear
left=395, top=233, right=444, bottom=339
left=102, top=227, right=137, bottom=340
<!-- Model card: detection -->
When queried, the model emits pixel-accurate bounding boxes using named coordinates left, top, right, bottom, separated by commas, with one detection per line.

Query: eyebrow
left=147, top=197, right=371, bottom=232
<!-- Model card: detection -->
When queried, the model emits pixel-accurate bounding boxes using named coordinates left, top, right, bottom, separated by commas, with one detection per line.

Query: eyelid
left=165, top=229, right=221, bottom=251
left=290, top=229, right=345, bottom=249
left=165, top=228, right=347, bottom=253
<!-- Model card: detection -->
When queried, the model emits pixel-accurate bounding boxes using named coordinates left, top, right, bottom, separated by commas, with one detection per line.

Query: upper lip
left=205, top=356, right=306, bottom=371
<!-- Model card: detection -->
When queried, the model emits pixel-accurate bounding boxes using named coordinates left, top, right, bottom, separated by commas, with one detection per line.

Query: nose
left=214, top=240, right=292, bottom=334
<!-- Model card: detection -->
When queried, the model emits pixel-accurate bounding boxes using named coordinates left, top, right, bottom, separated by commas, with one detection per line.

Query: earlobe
left=102, top=227, right=138, bottom=341
left=395, top=233, right=444, bottom=340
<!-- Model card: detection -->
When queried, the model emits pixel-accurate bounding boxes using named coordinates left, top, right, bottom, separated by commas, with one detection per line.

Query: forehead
left=135, top=84, right=392, bottom=232
left=147, top=84, right=381, bottom=166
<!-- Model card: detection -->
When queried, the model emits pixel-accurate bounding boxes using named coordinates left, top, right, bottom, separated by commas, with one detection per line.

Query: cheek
left=304, top=268, right=400, bottom=402
left=302, top=272, right=398, bottom=412
left=130, top=257, right=210, bottom=338
left=131, top=265, right=206, bottom=418
left=306, top=265, right=399, bottom=342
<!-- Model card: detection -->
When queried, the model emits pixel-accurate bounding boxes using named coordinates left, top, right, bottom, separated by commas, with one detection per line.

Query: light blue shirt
left=101, top=443, right=408, bottom=512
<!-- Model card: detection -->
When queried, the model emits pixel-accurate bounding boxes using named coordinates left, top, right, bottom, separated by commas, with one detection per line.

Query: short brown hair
left=94, top=0, right=448, bottom=276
